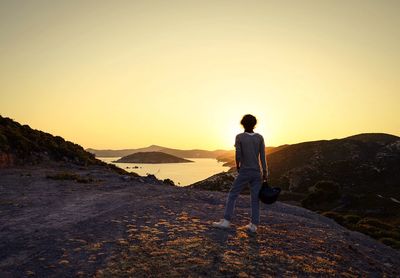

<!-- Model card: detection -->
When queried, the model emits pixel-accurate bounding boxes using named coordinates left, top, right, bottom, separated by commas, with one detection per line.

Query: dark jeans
left=223, top=169, right=262, bottom=225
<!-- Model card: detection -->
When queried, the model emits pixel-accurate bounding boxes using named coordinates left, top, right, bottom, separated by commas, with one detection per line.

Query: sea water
left=98, top=157, right=230, bottom=186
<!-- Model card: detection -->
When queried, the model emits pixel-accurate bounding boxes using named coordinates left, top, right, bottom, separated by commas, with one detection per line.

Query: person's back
left=213, top=114, right=268, bottom=233
left=235, top=132, right=266, bottom=172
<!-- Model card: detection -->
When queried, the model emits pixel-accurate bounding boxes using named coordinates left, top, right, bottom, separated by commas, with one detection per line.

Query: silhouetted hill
left=87, top=145, right=230, bottom=158
left=114, top=151, right=194, bottom=164
left=86, top=145, right=165, bottom=157
left=266, top=133, right=400, bottom=195
left=191, top=133, right=400, bottom=249
left=345, top=133, right=400, bottom=144
left=0, top=116, right=100, bottom=167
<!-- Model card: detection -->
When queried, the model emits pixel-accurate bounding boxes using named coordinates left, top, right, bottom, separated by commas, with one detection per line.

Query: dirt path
left=1, top=165, right=399, bottom=277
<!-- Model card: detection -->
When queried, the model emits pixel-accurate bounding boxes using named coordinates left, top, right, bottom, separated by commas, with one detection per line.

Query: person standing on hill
left=212, top=114, right=268, bottom=233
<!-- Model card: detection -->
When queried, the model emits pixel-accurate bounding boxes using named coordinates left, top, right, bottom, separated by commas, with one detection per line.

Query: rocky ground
left=1, top=165, right=399, bottom=277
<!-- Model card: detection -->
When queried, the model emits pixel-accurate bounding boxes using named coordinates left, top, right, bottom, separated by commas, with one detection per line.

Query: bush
left=163, top=178, right=175, bottom=186
left=379, top=238, right=400, bottom=249
left=322, top=211, right=344, bottom=225
left=353, top=223, right=400, bottom=241
left=354, top=224, right=381, bottom=236
left=357, top=218, right=394, bottom=231
left=313, top=180, right=341, bottom=193
left=302, top=180, right=341, bottom=210
left=378, top=230, right=400, bottom=240
left=343, top=214, right=361, bottom=225
left=278, top=191, right=306, bottom=202
left=46, top=172, right=96, bottom=183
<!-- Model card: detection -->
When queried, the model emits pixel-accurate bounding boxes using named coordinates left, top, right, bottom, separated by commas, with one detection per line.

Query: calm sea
left=98, top=157, right=230, bottom=186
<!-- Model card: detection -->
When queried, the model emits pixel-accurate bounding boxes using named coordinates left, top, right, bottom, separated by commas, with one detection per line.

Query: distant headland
left=114, top=151, right=194, bottom=164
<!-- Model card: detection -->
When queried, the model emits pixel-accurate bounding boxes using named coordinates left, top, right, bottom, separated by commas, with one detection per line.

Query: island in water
left=114, top=151, right=194, bottom=164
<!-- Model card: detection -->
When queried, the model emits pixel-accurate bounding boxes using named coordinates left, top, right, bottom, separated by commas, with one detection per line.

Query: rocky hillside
left=191, top=133, right=400, bottom=249
left=0, top=116, right=103, bottom=167
left=0, top=165, right=399, bottom=277
left=114, top=151, right=194, bottom=164
left=267, top=133, right=399, bottom=194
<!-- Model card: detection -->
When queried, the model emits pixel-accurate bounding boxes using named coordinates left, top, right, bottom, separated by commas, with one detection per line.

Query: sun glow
left=1, top=1, right=399, bottom=150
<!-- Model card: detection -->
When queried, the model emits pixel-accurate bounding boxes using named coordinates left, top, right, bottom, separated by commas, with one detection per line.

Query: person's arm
left=260, top=136, right=268, bottom=180
left=235, top=135, right=241, bottom=172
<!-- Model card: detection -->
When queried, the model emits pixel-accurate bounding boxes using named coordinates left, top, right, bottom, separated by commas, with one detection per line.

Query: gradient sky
left=1, top=0, right=399, bottom=150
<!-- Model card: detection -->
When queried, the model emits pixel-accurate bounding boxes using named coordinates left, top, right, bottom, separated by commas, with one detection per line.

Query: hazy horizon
left=1, top=0, right=399, bottom=150
left=85, top=131, right=399, bottom=151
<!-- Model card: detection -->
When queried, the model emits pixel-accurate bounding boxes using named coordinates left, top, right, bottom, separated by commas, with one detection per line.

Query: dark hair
left=240, top=114, right=257, bottom=130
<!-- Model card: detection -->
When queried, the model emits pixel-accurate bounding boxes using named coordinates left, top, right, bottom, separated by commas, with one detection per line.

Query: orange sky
left=1, top=0, right=399, bottom=150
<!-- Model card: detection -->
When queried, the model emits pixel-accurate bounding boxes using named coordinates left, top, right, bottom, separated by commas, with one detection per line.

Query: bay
left=98, top=157, right=230, bottom=186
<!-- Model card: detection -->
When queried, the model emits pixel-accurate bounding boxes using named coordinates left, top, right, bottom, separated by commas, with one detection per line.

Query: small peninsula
left=114, top=151, right=193, bottom=164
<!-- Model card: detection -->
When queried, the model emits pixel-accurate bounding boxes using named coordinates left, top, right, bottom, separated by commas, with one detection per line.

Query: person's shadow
left=206, top=225, right=261, bottom=275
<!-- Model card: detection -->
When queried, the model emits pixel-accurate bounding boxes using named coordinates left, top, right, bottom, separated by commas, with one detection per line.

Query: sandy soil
left=0, top=164, right=399, bottom=277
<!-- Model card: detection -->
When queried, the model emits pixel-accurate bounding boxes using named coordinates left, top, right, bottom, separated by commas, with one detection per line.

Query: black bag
left=259, top=180, right=281, bottom=204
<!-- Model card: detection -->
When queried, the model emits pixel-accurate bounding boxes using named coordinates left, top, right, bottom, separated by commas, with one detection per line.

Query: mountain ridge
left=114, top=151, right=194, bottom=164
left=88, top=133, right=399, bottom=161
left=86, top=145, right=230, bottom=158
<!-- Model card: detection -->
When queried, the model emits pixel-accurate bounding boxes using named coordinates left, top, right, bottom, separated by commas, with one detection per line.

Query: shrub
left=313, top=180, right=341, bottom=193
left=46, top=172, right=96, bottom=183
left=343, top=214, right=361, bottom=225
left=46, top=172, right=79, bottom=180
left=353, top=223, right=400, bottom=241
left=379, top=238, right=400, bottom=249
left=278, top=191, right=306, bottom=202
left=322, top=211, right=344, bottom=225
left=377, top=230, right=400, bottom=240
left=163, top=178, right=175, bottom=186
left=302, top=180, right=342, bottom=210
left=357, top=218, right=394, bottom=231
left=354, top=224, right=381, bottom=236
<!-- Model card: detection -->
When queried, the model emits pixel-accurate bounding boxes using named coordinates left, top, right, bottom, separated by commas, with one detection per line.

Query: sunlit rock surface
left=1, top=165, right=399, bottom=277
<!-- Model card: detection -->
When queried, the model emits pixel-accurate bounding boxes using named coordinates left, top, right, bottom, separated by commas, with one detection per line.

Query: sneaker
left=245, top=223, right=257, bottom=233
left=212, top=219, right=230, bottom=229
